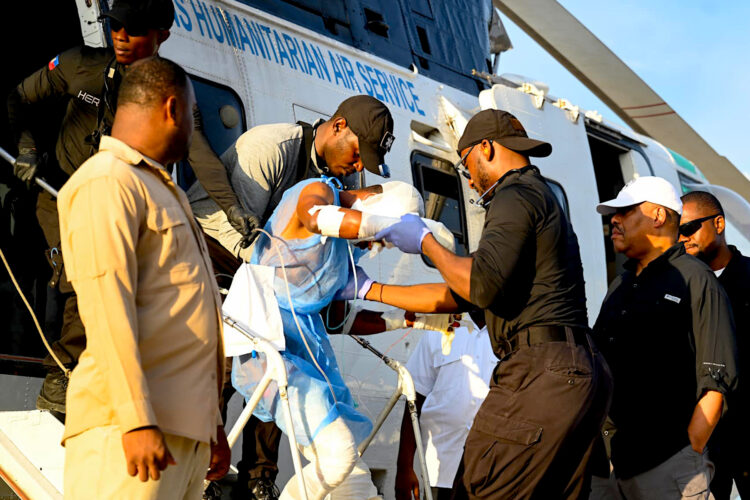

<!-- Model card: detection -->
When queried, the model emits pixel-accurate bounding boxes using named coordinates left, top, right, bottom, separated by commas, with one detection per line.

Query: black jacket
left=7, top=45, right=239, bottom=213
left=593, top=243, right=738, bottom=478
left=718, top=246, right=750, bottom=411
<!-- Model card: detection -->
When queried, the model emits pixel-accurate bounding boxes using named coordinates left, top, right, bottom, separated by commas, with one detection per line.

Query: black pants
left=37, top=191, right=85, bottom=369
left=708, top=411, right=750, bottom=500
left=240, top=415, right=283, bottom=480
left=452, top=334, right=613, bottom=499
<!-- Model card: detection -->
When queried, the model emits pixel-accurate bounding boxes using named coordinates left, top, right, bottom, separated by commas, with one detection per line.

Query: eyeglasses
left=107, top=19, right=150, bottom=37
left=452, top=140, right=493, bottom=180
left=678, top=213, right=720, bottom=237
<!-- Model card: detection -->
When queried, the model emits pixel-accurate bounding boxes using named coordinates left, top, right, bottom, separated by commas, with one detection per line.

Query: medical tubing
left=0, top=246, right=70, bottom=376
left=252, top=227, right=339, bottom=405
left=324, top=243, right=358, bottom=332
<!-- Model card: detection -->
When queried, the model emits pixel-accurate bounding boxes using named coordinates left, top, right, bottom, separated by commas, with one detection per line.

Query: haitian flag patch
left=48, top=56, right=59, bottom=71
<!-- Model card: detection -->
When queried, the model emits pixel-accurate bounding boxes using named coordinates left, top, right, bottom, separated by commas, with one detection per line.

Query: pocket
left=673, top=446, right=711, bottom=498
left=464, top=413, right=543, bottom=495
left=145, top=205, right=189, bottom=269
left=473, top=413, right=543, bottom=446
left=674, top=470, right=710, bottom=498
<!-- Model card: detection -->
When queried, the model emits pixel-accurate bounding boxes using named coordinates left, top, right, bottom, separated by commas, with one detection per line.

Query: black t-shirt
left=592, top=243, right=738, bottom=479
left=9, top=45, right=239, bottom=213
left=718, top=246, right=750, bottom=415
left=459, top=165, right=589, bottom=357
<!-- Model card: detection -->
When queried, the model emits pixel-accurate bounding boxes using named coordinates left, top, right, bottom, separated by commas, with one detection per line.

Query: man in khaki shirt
left=58, top=57, right=229, bottom=499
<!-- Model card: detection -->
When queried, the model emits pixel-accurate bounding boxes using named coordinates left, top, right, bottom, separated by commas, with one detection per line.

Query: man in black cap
left=194, top=94, right=395, bottom=261
left=369, top=109, right=612, bottom=498
left=6, top=0, right=257, bottom=416
left=680, top=191, right=749, bottom=500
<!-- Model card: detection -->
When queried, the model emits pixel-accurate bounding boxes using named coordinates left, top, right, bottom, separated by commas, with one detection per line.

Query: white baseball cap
left=596, top=176, right=683, bottom=215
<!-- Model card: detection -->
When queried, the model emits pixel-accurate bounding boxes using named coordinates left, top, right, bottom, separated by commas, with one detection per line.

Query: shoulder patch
left=48, top=56, right=59, bottom=71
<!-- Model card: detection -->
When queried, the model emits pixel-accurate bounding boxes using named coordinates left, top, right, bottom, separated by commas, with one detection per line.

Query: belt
left=507, top=325, right=592, bottom=352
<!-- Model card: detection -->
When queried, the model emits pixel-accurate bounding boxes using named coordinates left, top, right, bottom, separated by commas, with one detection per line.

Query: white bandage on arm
left=309, top=205, right=345, bottom=237
left=412, top=313, right=463, bottom=355
left=381, top=309, right=407, bottom=331
left=357, top=212, right=400, bottom=239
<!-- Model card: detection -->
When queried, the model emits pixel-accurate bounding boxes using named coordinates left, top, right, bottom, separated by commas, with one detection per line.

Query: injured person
left=229, top=177, right=455, bottom=500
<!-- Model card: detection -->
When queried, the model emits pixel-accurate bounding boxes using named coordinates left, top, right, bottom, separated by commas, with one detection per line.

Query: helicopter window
left=411, top=152, right=469, bottom=261
left=176, top=77, right=247, bottom=190
left=190, top=77, right=247, bottom=154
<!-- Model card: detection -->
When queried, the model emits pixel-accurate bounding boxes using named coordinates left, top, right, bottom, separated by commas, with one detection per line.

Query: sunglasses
left=678, top=213, right=720, bottom=237
left=452, top=140, right=493, bottom=180
left=107, top=19, right=150, bottom=37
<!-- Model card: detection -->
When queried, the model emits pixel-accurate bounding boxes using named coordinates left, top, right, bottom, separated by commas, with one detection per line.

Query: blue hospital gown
left=232, top=177, right=372, bottom=446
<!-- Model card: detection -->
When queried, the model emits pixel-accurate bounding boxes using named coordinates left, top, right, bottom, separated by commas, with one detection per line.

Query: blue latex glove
left=334, top=266, right=374, bottom=301
left=374, top=214, right=431, bottom=254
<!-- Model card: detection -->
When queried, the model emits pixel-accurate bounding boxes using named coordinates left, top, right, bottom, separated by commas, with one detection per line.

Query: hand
left=13, top=148, right=43, bottom=188
left=226, top=205, right=261, bottom=248
left=334, top=266, right=374, bottom=301
left=395, top=467, right=420, bottom=500
left=122, top=426, right=176, bottom=482
left=206, top=425, right=231, bottom=481
left=374, top=214, right=431, bottom=254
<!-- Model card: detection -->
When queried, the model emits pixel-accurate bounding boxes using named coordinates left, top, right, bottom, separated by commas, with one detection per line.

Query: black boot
left=36, top=366, right=68, bottom=413
left=249, top=478, right=280, bottom=500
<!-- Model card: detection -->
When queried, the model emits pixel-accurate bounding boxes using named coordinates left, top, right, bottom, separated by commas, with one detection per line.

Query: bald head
left=111, top=56, right=195, bottom=165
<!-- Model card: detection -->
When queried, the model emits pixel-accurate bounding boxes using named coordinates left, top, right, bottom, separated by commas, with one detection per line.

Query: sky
left=495, top=1, right=750, bottom=178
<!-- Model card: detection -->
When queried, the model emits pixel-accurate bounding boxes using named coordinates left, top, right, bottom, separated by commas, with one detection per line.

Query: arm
left=7, top=50, right=73, bottom=183
left=687, top=390, right=723, bottom=452
left=188, top=105, right=241, bottom=214
left=296, top=181, right=363, bottom=238
left=422, top=234, right=473, bottom=302
left=189, top=106, right=261, bottom=245
left=686, top=273, right=739, bottom=451
left=365, top=282, right=462, bottom=313
left=59, top=176, right=169, bottom=479
left=395, top=393, right=426, bottom=500
left=323, top=301, right=387, bottom=335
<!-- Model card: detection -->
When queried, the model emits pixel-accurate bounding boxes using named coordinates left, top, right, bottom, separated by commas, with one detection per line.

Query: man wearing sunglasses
left=591, top=177, right=738, bottom=499
left=371, top=109, right=612, bottom=498
left=680, top=191, right=750, bottom=500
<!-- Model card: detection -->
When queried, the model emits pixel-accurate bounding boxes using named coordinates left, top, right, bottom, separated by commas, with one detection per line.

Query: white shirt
left=405, top=324, right=496, bottom=488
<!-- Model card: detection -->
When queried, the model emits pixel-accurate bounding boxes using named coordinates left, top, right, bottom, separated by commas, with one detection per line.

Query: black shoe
left=36, top=368, right=68, bottom=413
left=203, top=481, right=223, bottom=500
left=249, top=478, right=280, bottom=500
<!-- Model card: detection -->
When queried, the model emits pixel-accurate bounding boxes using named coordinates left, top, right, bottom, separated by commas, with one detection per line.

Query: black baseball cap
left=457, top=109, right=552, bottom=158
left=334, top=95, right=395, bottom=178
left=101, top=0, right=175, bottom=33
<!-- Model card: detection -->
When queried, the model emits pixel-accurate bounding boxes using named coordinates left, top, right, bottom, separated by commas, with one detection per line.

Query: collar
left=723, top=245, right=744, bottom=273
left=99, top=136, right=173, bottom=184
left=480, top=165, right=538, bottom=208
left=623, top=242, right=685, bottom=276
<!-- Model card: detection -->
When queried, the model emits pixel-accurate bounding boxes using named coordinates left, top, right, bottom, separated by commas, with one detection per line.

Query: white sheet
left=222, top=263, right=285, bottom=356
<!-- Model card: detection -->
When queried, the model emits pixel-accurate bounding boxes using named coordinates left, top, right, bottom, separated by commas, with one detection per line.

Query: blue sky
left=496, top=1, right=750, bottom=178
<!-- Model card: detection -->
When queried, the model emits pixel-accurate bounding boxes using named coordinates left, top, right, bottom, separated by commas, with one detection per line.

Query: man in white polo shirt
left=395, top=312, right=496, bottom=500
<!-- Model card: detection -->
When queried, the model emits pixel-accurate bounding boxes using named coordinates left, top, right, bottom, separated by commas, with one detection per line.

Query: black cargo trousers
left=37, top=191, right=85, bottom=369
left=452, top=329, right=613, bottom=499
